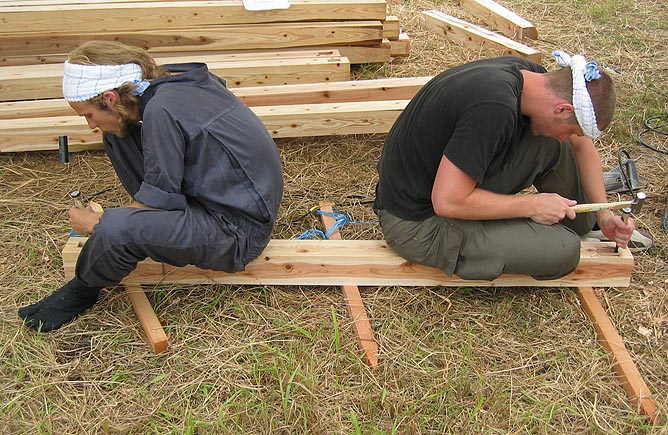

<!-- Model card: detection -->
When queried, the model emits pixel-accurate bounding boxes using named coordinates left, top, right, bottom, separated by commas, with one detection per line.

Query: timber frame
left=60, top=202, right=659, bottom=423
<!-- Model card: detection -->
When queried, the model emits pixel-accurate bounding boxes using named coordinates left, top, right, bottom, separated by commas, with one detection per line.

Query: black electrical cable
left=638, top=105, right=668, bottom=155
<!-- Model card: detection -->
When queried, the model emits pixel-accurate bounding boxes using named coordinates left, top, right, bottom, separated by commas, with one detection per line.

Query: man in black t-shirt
left=374, top=54, right=634, bottom=280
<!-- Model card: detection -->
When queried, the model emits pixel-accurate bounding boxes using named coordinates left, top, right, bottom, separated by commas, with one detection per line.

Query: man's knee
left=531, top=230, right=581, bottom=280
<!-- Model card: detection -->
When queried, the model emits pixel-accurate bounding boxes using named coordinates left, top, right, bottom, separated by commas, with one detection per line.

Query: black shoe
left=19, top=278, right=101, bottom=332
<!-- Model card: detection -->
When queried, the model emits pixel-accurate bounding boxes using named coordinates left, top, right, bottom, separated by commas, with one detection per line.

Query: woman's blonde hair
left=68, top=41, right=169, bottom=131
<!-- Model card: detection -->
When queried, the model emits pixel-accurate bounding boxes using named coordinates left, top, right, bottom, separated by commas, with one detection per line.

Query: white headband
left=62, top=61, right=149, bottom=102
left=551, top=50, right=603, bottom=139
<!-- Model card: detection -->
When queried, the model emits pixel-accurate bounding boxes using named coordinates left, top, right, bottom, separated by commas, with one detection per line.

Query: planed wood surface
left=459, top=0, right=538, bottom=40
left=389, top=33, right=411, bottom=58
left=0, top=21, right=384, bottom=58
left=0, top=99, right=409, bottom=152
left=319, top=202, right=379, bottom=368
left=0, top=52, right=351, bottom=101
left=421, top=9, right=540, bottom=62
left=577, top=286, right=660, bottom=424
left=125, top=283, right=169, bottom=354
left=0, top=76, right=429, bottom=119
left=0, top=0, right=389, bottom=34
left=63, top=238, right=634, bottom=288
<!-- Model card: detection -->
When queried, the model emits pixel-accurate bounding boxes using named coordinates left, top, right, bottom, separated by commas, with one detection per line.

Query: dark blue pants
left=76, top=204, right=270, bottom=288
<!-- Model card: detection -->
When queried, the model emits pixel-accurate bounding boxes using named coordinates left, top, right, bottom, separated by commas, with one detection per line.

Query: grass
left=1, top=0, right=668, bottom=434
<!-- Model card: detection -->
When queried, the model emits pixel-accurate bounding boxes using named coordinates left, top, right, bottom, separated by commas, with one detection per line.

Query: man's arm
left=431, top=155, right=577, bottom=224
left=570, top=135, right=634, bottom=246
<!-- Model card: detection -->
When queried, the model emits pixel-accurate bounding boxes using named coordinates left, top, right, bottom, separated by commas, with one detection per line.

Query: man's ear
left=101, top=90, right=118, bottom=109
left=554, top=102, right=575, bottom=117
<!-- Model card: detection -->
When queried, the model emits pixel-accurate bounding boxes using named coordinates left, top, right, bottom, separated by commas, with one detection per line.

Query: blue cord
left=291, top=207, right=378, bottom=240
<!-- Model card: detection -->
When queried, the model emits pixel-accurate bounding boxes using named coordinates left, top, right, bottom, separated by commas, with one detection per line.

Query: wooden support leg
left=124, top=283, right=169, bottom=354
left=577, top=286, right=660, bottom=424
left=319, top=202, right=379, bottom=368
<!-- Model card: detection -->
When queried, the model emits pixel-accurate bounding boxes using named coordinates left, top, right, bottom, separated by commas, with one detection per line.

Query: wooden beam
left=0, top=51, right=351, bottom=101
left=389, top=33, right=411, bottom=57
left=382, top=15, right=401, bottom=40
left=234, top=77, right=425, bottom=106
left=62, top=238, right=634, bottom=288
left=0, top=99, right=409, bottom=152
left=0, top=0, right=389, bottom=34
left=0, top=45, right=395, bottom=67
left=459, top=0, right=538, bottom=40
left=327, top=43, right=392, bottom=64
left=421, top=9, right=540, bottom=63
left=577, top=286, right=660, bottom=424
left=0, top=21, right=384, bottom=58
left=319, top=202, right=379, bottom=368
left=124, top=283, right=169, bottom=354
left=0, top=76, right=429, bottom=119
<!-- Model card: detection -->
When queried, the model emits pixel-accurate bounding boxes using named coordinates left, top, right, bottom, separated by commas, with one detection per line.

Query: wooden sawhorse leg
left=124, top=284, right=169, bottom=354
left=577, top=286, right=660, bottom=424
left=319, top=202, right=379, bottom=368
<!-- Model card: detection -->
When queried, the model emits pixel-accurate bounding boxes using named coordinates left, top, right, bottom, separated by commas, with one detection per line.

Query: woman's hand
left=68, top=203, right=103, bottom=235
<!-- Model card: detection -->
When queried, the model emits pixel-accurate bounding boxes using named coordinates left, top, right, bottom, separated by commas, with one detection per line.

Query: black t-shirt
left=374, top=56, right=546, bottom=220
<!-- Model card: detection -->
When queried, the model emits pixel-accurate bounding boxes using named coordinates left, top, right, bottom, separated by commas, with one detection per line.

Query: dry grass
left=1, top=0, right=667, bottom=434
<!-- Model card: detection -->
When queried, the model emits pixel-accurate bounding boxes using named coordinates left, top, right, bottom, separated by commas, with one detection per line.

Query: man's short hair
left=546, top=66, right=616, bottom=131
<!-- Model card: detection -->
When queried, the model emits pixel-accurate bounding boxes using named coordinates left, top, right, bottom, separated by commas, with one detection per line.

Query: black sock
left=19, top=278, right=102, bottom=332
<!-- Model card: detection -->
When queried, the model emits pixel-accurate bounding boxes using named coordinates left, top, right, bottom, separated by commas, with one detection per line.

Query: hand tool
left=69, top=190, right=85, bottom=208
left=604, top=157, right=640, bottom=193
left=570, top=193, right=646, bottom=214
left=620, top=191, right=647, bottom=223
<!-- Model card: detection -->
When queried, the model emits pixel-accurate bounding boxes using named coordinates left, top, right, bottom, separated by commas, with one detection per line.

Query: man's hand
left=598, top=211, right=635, bottom=249
left=528, top=193, right=577, bottom=225
left=68, top=203, right=103, bottom=235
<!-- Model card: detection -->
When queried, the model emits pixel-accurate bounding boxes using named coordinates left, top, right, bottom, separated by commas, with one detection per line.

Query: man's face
left=529, top=107, right=585, bottom=141
left=69, top=101, right=122, bottom=136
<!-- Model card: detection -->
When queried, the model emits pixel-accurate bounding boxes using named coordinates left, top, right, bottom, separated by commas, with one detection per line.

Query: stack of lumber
left=0, top=0, right=410, bottom=68
left=0, top=0, right=414, bottom=153
left=0, top=76, right=431, bottom=152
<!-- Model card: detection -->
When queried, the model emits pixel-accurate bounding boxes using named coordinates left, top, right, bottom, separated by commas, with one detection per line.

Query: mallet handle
left=571, top=200, right=634, bottom=213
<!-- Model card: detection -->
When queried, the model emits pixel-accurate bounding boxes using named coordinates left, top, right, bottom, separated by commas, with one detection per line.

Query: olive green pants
left=377, top=134, right=597, bottom=281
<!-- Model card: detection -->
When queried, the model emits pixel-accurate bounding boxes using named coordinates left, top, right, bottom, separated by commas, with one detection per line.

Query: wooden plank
left=0, top=21, right=384, bottom=58
left=0, top=100, right=409, bottom=152
left=1, top=48, right=389, bottom=67
left=576, top=286, right=660, bottom=424
left=0, top=45, right=392, bottom=67
left=0, top=53, right=351, bottom=101
left=421, top=9, right=540, bottom=63
left=459, top=0, right=538, bottom=40
left=62, top=238, right=634, bottom=288
left=0, top=0, right=389, bottom=34
left=255, top=99, right=406, bottom=138
left=125, top=283, right=169, bottom=354
left=319, top=202, right=379, bottom=368
left=233, top=76, right=426, bottom=106
left=0, top=46, right=350, bottom=67
left=0, top=0, right=234, bottom=3
left=324, top=43, right=392, bottom=64
left=382, top=15, right=400, bottom=39
left=389, top=33, right=411, bottom=57
left=0, top=76, right=429, bottom=119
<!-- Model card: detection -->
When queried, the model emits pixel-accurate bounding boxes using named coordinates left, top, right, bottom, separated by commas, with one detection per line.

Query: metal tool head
left=622, top=191, right=646, bottom=216
left=631, top=191, right=647, bottom=214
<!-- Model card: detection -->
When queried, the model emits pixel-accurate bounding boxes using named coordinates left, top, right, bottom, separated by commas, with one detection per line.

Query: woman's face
left=69, top=99, right=122, bottom=136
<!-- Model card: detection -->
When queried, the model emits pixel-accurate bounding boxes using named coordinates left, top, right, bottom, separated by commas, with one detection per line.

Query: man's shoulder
left=438, top=56, right=545, bottom=77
